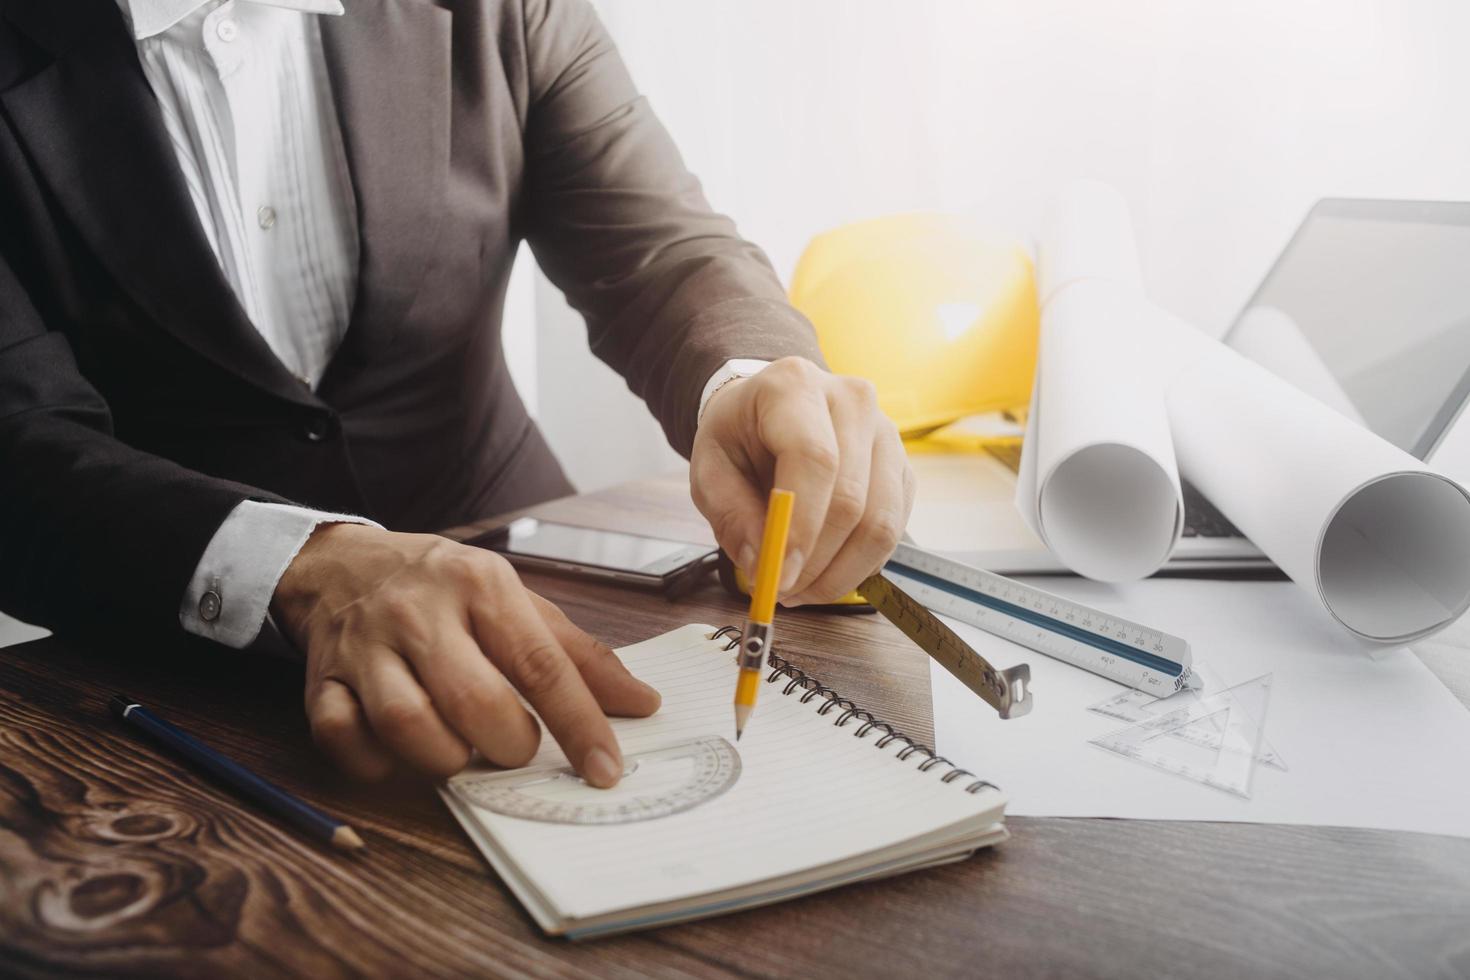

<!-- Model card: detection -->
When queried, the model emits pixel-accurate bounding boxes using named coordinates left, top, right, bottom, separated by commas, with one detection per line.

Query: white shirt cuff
left=180, top=500, right=380, bottom=648
left=697, top=358, right=771, bottom=427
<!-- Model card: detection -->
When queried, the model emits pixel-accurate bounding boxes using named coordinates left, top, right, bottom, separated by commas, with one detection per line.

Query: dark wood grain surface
left=4, top=474, right=1470, bottom=979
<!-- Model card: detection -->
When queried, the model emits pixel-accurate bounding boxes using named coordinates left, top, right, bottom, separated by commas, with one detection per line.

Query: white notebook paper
left=441, top=624, right=1007, bottom=938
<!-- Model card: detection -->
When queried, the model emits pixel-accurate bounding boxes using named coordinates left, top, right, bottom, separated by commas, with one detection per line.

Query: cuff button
left=199, top=590, right=223, bottom=623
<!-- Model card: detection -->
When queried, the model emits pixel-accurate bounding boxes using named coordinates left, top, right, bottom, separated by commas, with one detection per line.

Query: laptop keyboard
left=981, top=444, right=1244, bottom=539
left=1178, top=480, right=1243, bottom=538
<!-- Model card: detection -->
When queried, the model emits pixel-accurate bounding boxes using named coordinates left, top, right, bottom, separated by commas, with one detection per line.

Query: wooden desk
left=3, top=475, right=1469, bottom=978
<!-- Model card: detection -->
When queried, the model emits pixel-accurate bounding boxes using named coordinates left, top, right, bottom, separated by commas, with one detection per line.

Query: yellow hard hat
left=790, top=213, right=1039, bottom=437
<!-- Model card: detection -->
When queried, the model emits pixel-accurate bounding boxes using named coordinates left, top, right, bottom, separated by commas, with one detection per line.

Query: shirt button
left=257, top=205, right=277, bottom=230
left=216, top=18, right=239, bottom=42
left=199, top=590, right=223, bottom=623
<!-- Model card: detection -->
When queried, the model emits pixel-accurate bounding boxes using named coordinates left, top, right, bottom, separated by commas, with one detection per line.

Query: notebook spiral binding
left=709, top=626, right=996, bottom=795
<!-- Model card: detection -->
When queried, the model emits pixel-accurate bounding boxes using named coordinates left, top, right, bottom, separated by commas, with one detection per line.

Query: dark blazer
left=0, top=0, right=824, bottom=641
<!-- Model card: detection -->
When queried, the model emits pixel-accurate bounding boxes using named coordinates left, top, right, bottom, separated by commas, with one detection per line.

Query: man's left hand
left=690, top=357, right=915, bottom=606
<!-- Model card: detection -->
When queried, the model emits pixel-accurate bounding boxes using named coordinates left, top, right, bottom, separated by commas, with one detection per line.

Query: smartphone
left=464, top=517, right=718, bottom=595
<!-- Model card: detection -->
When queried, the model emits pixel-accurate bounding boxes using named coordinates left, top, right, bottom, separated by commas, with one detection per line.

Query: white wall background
left=507, top=0, right=1470, bottom=491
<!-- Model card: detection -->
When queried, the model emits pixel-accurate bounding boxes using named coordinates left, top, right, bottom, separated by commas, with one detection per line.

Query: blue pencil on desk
left=109, top=694, right=365, bottom=852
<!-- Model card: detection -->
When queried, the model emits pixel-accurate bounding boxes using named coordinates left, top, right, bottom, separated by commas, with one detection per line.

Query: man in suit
left=0, top=0, right=913, bottom=786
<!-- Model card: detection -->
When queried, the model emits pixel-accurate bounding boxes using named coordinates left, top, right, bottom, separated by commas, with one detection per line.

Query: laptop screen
left=1231, top=200, right=1470, bottom=459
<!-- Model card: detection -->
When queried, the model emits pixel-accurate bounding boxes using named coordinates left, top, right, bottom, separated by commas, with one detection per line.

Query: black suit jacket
left=0, top=0, right=824, bottom=641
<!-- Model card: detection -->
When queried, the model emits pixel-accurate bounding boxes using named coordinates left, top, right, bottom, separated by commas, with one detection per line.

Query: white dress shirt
left=122, top=0, right=358, bottom=387
left=119, top=0, right=766, bottom=650
left=120, top=0, right=377, bottom=648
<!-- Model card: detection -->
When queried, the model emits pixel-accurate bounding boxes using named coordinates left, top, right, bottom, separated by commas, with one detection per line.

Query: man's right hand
left=270, top=524, right=661, bottom=785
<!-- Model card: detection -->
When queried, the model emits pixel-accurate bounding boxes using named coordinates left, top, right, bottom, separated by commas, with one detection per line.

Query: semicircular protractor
left=454, top=736, right=742, bottom=825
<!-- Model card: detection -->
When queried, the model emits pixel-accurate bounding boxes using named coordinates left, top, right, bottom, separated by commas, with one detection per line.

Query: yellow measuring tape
left=857, top=572, right=1032, bottom=720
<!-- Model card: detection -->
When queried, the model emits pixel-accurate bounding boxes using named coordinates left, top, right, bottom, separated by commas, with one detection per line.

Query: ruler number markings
left=884, top=544, right=1191, bottom=695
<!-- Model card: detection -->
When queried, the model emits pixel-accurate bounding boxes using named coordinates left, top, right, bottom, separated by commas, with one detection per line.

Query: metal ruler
left=857, top=572, right=1032, bottom=719
left=881, top=543, right=1192, bottom=694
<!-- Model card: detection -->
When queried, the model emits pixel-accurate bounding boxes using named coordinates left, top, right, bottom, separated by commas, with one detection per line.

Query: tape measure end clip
left=999, top=664, right=1034, bottom=720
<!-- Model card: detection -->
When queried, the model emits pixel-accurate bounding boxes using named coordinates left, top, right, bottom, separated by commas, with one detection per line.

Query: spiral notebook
left=441, top=624, right=1008, bottom=939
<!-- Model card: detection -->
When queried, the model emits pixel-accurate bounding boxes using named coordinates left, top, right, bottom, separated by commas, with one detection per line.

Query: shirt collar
left=117, top=0, right=345, bottom=40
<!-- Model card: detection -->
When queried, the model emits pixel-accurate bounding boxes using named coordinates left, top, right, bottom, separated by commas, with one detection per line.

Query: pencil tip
left=333, top=826, right=366, bottom=851
left=733, top=704, right=752, bottom=741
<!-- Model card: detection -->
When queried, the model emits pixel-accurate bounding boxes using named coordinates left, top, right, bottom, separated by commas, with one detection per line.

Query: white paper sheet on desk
left=931, top=577, right=1470, bottom=837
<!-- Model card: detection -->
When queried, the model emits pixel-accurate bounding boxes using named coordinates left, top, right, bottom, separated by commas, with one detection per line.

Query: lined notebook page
left=447, top=624, right=1003, bottom=920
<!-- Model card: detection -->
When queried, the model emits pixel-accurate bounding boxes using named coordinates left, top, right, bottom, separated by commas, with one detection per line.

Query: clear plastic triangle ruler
left=1090, top=674, right=1274, bottom=798
left=1088, top=662, right=1287, bottom=771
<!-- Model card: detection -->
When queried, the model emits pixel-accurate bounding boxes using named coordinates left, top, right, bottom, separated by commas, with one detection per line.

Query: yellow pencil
left=734, top=488, right=795, bottom=740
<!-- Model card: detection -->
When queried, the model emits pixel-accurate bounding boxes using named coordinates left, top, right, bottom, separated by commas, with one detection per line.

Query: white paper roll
left=1018, top=179, right=1470, bottom=642
left=1228, top=305, right=1367, bottom=425
left=1018, top=182, right=1182, bottom=581
left=1158, top=313, right=1470, bottom=643
left=1034, top=178, right=1144, bottom=303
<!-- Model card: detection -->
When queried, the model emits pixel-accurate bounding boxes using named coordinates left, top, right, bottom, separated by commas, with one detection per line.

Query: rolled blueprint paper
left=1228, top=306, right=1367, bottom=426
left=1018, top=181, right=1182, bottom=581
left=1020, top=177, right=1470, bottom=642
left=1034, top=178, right=1144, bottom=302
left=1159, top=315, right=1470, bottom=643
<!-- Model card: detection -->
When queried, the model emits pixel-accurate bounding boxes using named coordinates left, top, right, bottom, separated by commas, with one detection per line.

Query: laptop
left=908, top=198, right=1470, bottom=575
